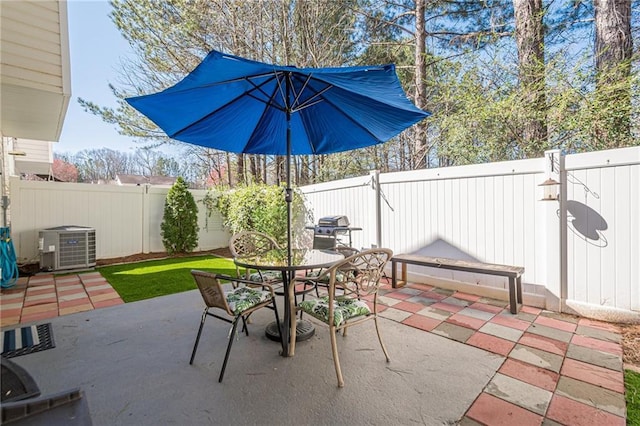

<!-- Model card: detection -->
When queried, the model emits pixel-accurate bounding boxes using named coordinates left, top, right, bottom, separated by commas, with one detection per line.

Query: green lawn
left=98, top=255, right=238, bottom=302
left=627, top=369, right=640, bottom=426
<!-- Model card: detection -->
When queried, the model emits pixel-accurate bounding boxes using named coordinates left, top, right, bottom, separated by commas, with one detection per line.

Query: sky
left=56, top=1, right=142, bottom=155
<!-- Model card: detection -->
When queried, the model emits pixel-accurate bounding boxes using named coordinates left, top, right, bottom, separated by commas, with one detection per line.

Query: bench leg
left=508, top=276, right=518, bottom=314
left=391, top=260, right=407, bottom=288
left=391, top=260, right=397, bottom=288
left=401, top=263, right=407, bottom=287
left=516, top=276, right=523, bottom=304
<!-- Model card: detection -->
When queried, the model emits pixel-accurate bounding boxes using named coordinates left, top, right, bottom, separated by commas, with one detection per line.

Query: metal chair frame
left=189, top=271, right=281, bottom=383
left=229, top=231, right=281, bottom=282
left=289, top=248, right=393, bottom=387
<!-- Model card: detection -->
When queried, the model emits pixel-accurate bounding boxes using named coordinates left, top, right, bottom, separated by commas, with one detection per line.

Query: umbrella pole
left=286, top=122, right=292, bottom=267
left=285, top=73, right=293, bottom=268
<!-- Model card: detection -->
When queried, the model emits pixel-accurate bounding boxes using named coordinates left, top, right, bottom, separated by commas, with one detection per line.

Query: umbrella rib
left=159, top=72, right=277, bottom=95
left=244, top=82, right=285, bottom=151
left=280, top=73, right=389, bottom=145
left=290, top=74, right=312, bottom=110
left=244, top=73, right=286, bottom=111
left=171, top=75, right=281, bottom=138
left=289, top=74, right=333, bottom=113
left=273, top=71, right=290, bottom=112
left=290, top=73, right=416, bottom=144
left=298, top=85, right=389, bottom=145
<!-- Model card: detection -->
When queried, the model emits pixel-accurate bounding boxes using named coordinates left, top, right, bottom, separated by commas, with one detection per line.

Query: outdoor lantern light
left=539, top=178, right=560, bottom=201
left=538, top=150, right=561, bottom=201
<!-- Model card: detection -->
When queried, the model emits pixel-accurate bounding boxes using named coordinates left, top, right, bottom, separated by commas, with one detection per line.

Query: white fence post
left=369, top=170, right=381, bottom=248
left=542, top=149, right=564, bottom=312
left=142, top=183, right=151, bottom=254
left=559, top=152, right=568, bottom=312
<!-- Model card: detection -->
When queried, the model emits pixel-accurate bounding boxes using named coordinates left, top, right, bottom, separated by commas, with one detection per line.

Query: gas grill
left=308, top=215, right=361, bottom=249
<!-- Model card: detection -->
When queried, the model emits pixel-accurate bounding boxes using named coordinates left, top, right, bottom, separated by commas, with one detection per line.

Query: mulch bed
left=18, top=248, right=233, bottom=276
left=95, top=247, right=233, bottom=267
left=623, top=324, right=640, bottom=369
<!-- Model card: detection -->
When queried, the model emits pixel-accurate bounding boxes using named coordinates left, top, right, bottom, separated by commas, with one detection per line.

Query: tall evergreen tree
left=161, top=177, right=199, bottom=254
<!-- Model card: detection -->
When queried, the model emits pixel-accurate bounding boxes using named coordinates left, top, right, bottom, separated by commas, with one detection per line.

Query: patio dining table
left=234, top=248, right=344, bottom=357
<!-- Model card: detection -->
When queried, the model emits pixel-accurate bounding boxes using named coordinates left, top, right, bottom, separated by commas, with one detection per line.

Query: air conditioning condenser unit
left=39, top=226, right=96, bottom=271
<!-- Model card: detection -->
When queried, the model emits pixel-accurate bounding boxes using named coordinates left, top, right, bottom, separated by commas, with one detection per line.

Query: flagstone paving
left=374, top=281, right=628, bottom=425
left=0, top=272, right=124, bottom=326
left=0, top=274, right=629, bottom=425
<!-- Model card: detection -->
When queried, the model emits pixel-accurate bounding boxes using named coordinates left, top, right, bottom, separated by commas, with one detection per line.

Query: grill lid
left=317, top=215, right=350, bottom=227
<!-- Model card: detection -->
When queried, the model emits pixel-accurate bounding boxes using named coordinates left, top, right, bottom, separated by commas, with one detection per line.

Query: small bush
left=161, top=177, right=199, bottom=254
left=213, top=183, right=312, bottom=248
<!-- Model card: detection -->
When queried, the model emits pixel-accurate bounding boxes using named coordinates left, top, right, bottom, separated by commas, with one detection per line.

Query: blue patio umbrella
left=126, top=50, right=429, bottom=264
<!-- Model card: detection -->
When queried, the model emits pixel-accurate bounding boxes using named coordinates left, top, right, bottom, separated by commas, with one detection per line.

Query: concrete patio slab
left=2, top=274, right=630, bottom=425
left=8, top=290, right=503, bottom=426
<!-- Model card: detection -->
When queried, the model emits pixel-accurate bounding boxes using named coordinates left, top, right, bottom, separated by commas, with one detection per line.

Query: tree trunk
left=249, top=155, right=260, bottom=183
left=262, top=155, right=267, bottom=184
left=237, top=154, right=245, bottom=186
left=414, top=0, right=428, bottom=168
left=594, top=0, right=632, bottom=147
left=226, top=152, right=232, bottom=187
left=299, top=155, right=309, bottom=185
left=276, top=155, right=284, bottom=186
left=513, top=0, right=547, bottom=158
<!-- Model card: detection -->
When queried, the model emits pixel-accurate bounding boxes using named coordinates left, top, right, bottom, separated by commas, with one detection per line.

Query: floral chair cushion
left=248, top=271, right=281, bottom=283
left=304, top=269, right=349, bottom=283
left=225, top=287, right=272, bottom=315
left=299, top=296, right=370, bottom=327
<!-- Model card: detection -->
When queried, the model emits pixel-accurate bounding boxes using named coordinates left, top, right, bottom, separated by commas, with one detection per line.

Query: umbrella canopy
left=126, top=50, right=429, bottom=156
left=126, top=50, right=429, bottom=262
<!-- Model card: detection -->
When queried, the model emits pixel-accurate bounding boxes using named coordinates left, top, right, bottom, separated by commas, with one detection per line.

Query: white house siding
left=12, top=138, right=54, bottom=175
left=1, top=1, right=71, bottom=141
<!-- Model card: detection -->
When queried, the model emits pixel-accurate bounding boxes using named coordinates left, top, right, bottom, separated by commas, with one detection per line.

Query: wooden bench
left=390, top=254, right=525, bottom=314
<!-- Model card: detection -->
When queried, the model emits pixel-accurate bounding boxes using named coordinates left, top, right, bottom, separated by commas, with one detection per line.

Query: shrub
left=161, top=177, right=199, bottom=254
left=213, top=184, right=312, bottom=248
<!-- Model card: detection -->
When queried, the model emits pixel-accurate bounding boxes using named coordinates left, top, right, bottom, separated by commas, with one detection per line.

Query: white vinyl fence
left=10, top=180, right=229, bottom=263
left=301, top=147, right=639, bottom=321
left=9, top=147, right=639, bottom=320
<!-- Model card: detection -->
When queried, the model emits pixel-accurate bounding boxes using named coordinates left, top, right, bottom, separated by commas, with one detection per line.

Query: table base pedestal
left=265, top=320, right=315, bottom=342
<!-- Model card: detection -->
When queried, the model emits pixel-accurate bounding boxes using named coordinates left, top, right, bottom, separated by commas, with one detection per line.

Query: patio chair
left=305, top=246, right=360, bottom=298
left=229, top=231, right=314, bottom=314
left=229, top=231, right=283, bottom=285
left=289, top=248, right=393, bottom=387
left=189, top=271, right=281, bottom=383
